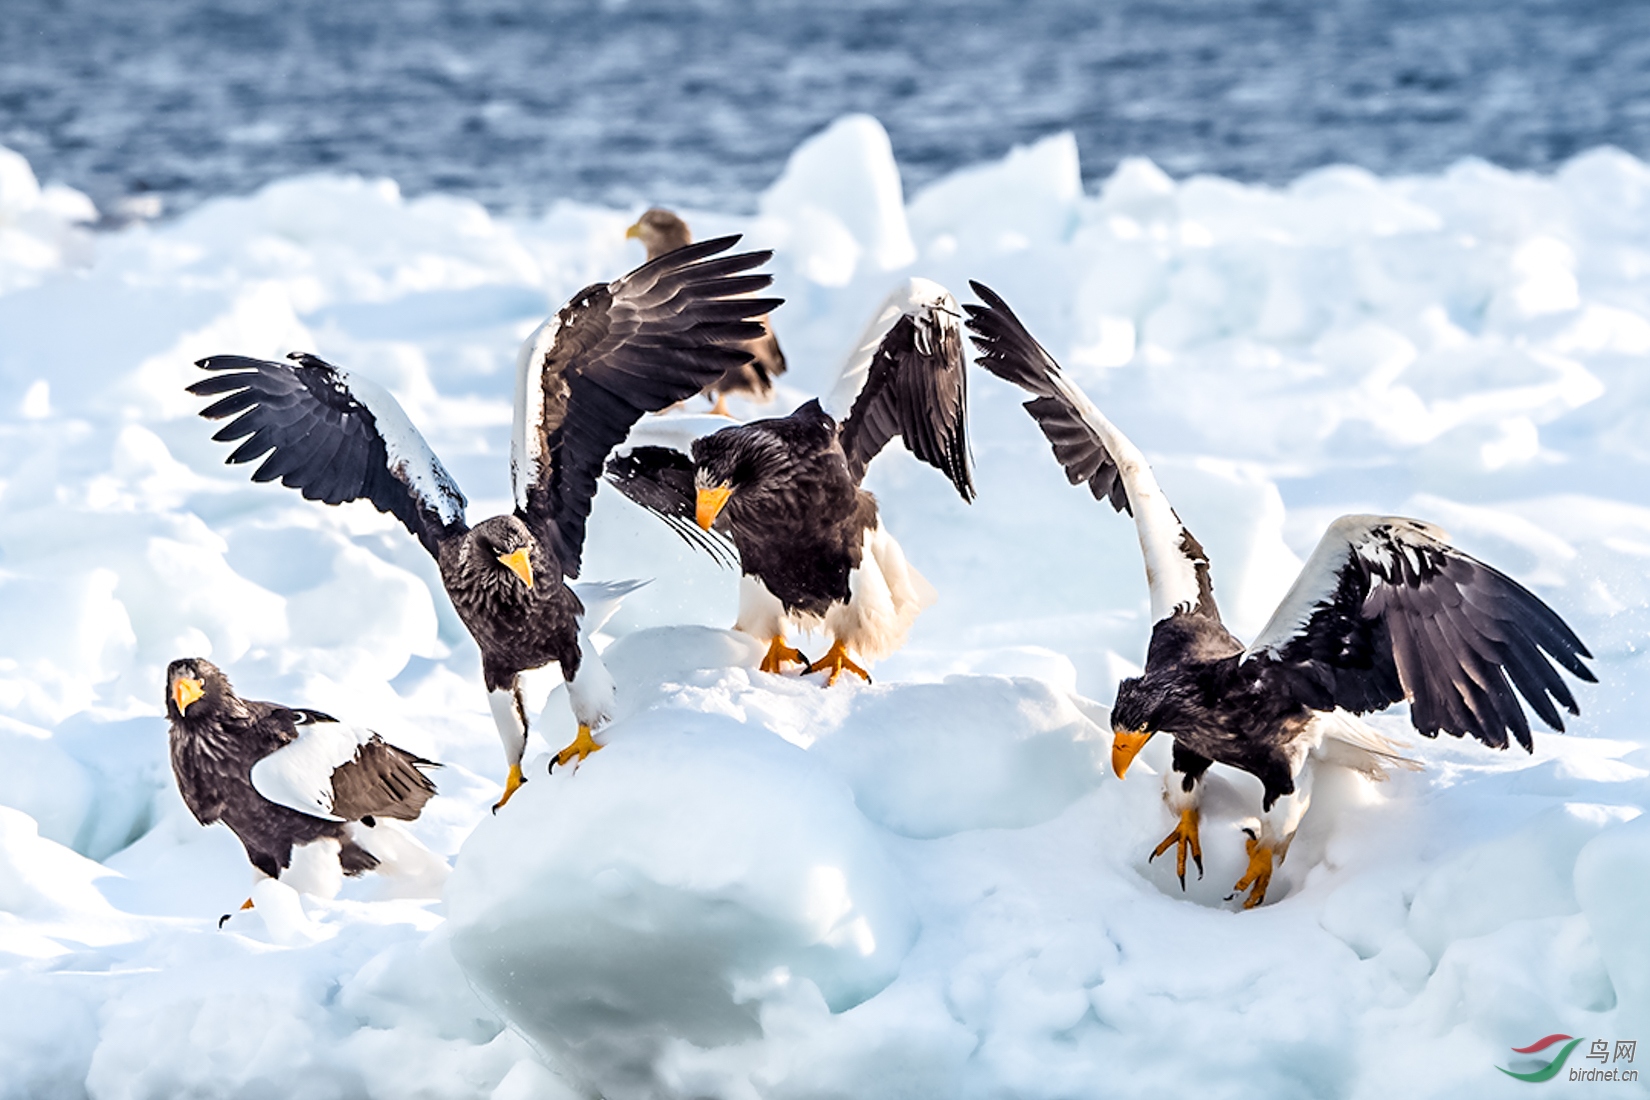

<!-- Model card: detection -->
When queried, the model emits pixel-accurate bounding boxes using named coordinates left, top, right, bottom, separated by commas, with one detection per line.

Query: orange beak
left=497, top=547, right=534, bottom=589
left=1111, top=729, right=1153, bottom=778
left=696, top=486, right=732, bottom=530
left=173, top=677, right=205, bottom=715
left=625, top=221, right=643, bottom=240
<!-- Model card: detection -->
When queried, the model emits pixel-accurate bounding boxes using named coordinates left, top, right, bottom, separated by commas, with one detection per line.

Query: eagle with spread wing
left=965, top=281, right=1595, bottom=907
left=605, top=277, right=974, bottom=684
left=192, top=237, right=779, bottom=809
left=166, top=657, right=438, bottom=918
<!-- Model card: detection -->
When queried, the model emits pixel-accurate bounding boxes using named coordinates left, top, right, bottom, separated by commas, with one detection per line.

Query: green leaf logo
left=1499, top=1035, right=1583, bottom=1083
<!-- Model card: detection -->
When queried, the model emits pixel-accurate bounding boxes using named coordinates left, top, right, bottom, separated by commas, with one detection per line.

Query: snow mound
left=809, top=674, right=1108, bottom=838
left=447, top=711, right=917, bottom=1099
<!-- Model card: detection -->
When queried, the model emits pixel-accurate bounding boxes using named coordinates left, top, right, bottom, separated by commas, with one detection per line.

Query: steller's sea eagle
left=965, top=281, right=1595, bottom=907
left=191, top=237, right=779, bottom=809
left=165, top=657, right=438, bottom=919
left=605, top=277, right=974, bottom=684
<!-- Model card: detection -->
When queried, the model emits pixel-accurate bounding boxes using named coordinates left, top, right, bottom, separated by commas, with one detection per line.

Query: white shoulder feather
left=824, top=277, right=957, bottom=422
left=1245, top=515, right=1449, bottom=659
left=511, top=315, right=563, bottom=512
left=250, top=718, right=375, bottom=821
left=1046, top=376, right=1205, bottom=622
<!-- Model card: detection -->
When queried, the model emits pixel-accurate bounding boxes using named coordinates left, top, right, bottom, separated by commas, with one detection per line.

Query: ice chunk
left=0, top=716, right=93, bottom=849
left=1407, top=803, right=1638, bottom=962
left=447, top=712, right=917, bottom=1099
left=759, top=115, right=916, bottom=284
left=810, top=675, right=1106, bottom=838
left=1575, top=811, right=1650, bottom=1035
left=908, top=133, right=1083, bottom=252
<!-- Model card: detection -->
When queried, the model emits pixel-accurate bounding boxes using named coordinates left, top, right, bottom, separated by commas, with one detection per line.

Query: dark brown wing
left=835, top=280, right=973, bottom=500
left=964, top=280, right=1130, bottom=514
left=326, top=736, right=439, bottom=822
left=512, top=236, right=781, bottom=577
left=191, top=353, right=469, bottom=558
left=1244, top=516, right=1595, bottom=750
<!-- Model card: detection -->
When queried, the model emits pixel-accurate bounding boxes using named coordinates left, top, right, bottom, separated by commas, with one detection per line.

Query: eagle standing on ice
left=627, top=207, right=788, bottom=416
left=605, top=277, right=974, bottom=684
left=165, top=657, right=438, bottom=915
left=191, top=237, right=779, bottom=809
left=965, top=282, right=1595, bottom=907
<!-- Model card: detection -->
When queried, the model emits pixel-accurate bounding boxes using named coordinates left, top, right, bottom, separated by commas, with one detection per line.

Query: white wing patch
left=251, top=719, right=376, bottom=821
left=1244, top=514, right=1450, bottom=660
left=1042, top=370, right=1204, bottom=623
left=511, top=314, right=563, bottom=512
left=336, top=366, right=466, bottom=526
left=824, top=277, right=958, bottom=421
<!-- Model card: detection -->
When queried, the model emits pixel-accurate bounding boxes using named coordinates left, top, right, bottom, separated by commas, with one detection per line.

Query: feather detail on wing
left=1243, top=515, right=1596, bottom=751
left=250, top=709, right=437, bottom=822
left=604, top=445, right=740, bottom=568
left=192, top=353, right=468, bottom=558
left=964, top=281, right=1214, bottom=624
left=511, top=235, right=781, bottom=578
left=570, top=577, right=651, bottom=638
left=827, top=278, right=974, bottom=500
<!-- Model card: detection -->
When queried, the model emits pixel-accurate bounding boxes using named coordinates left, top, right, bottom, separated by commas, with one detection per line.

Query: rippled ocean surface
left=4, top=0, right=1649, bottom=217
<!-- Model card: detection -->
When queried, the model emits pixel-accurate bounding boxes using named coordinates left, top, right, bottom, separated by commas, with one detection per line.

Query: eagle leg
left=1148, top=806, right=1204, bottom=888
left=1229, top=832, right=1276, bottom=909
left=550, top=724, right=603, bottom=771
left=492, top=762, right=527, bottom=813
left=709, top=391, right=734, bottom=418
left=759, top=636, right=812, bottom=674
left=806, top=640, right=872, bottom=686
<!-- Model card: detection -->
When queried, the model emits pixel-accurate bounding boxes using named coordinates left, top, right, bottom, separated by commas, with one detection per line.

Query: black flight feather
left=838, top=307, right=975, bottom=501
left=514, top=235, right=782, bottom=578
left=964, top=281, right=1131, bottom=514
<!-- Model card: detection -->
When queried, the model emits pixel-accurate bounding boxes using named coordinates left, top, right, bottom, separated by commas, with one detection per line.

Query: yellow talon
left=806, top=640, right=871, bottom=686
left=492, top=762, right=526, bottom=813
left=552, top=724, right=603, bottom=770
left=1231, top=834, right=1276, bottom=909
left=759, top=636, right=810, bottom=674
left=710, top=392, right=733, bottom=417
left=1149, top=806, right=1204, bottom=888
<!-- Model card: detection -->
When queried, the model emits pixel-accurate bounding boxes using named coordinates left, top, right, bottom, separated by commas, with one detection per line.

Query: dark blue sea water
left=4, top=0, right=1649, bottom=219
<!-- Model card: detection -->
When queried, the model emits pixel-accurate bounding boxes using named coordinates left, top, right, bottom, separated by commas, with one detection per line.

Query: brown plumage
left=191, top=237, right=780, bottom=809
left=627, top=208, right=787, bottom=415
left=164, top=657, right=437, bottom=884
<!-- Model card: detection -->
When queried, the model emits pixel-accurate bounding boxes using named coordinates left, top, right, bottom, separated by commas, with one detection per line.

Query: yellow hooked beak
left=696, top=486, right=732, bottom=530
left=1111, top=728, right=1154, bottom=778
left=625, top=220, right=643, bottom=240
left=498, top=547, right=535, bottom=589
left=173, top=677, right=205, bottom=715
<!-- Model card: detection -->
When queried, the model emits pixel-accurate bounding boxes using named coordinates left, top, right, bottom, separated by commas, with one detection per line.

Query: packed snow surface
left=0, top=117, right=1647, bottom=1098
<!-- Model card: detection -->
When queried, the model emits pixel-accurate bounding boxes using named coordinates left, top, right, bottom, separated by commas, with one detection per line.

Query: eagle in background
left=627, top=207, right=788, bottom=416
